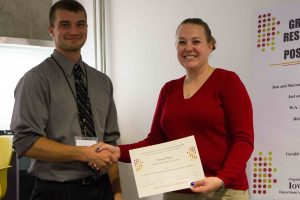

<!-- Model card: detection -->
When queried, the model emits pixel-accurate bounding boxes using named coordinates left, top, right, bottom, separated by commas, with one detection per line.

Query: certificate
left=129, top=135, right=204, bottom=198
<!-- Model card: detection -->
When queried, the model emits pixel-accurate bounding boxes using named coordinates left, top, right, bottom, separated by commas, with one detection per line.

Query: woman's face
left=176, top=23, right=212, bottom=71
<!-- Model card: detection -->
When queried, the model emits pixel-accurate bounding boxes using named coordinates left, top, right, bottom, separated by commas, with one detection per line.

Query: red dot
left=268, top=174, right=272, bottom=177
left=262, top=38, right=265, bottom=42
left=263, top=14, right=266, bottom=18
left=272, top=32, right=275, bottom=35
left=259, top=162, right=262, bottom=166
left=258, top=15, right=262, bottom=18
left=254, top=157, right=258, bottom=161
left=268, top=18, right=271, bottom=22
left=258, top=190, right=262, bottom=194
left=258, top=25, right=261, bottom=28
left=258, top=29, right=261, bottom=33
left=258, top=184, right=262, bottom=188
left=273, top=179, right=277, bottom=183
left=264, top=163, right=267, bottom=166
left=259, top=157, right=262, bottom=161
left=267, top=38, right=270, bottom=41
left=263, top=190, right=267, bottom=194
left=253, top=190, right=257, bottom=194
left=263, top=168, right=267, bottom=172
left=258, top=20, right=262, bottom=24
left=263, top=19, right=266, bottom=22
left=268, top=13, right=271, bottom=17
left=263, top=184, right=266, bottom=188
left=262, top=43, right=265, bottom=47
left=272, top=27, right=275, bottom=30
left=277, top=21, right=280, bottom=25
left=258, top=179, right=262, bottom=183
left=263, top=24, right=266, bottom=27
left=254, top=179, right=257, bottom=183
left=254, top=173, right=257, bottom=177
left=268, top=168, right=272, bottom=172
left=253, top=184, right=257, bottom=188
left=267, top=33, right=270, bottom=36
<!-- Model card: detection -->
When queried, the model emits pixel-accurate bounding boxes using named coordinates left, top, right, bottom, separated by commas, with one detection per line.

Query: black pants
left=29, top=174, right=114, bottom=200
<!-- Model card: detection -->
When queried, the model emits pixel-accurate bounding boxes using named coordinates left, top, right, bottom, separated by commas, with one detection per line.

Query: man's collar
left=52, top=49, right=84, bottom=77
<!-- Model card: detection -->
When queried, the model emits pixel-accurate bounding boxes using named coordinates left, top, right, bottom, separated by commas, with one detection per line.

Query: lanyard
left=51, top=55, right=89, bottom=102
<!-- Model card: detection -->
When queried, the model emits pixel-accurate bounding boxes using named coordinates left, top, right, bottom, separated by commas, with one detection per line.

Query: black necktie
left=73, top=64, right=96, bottom=137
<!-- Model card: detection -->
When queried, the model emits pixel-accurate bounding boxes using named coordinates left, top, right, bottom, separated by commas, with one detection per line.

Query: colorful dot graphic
left=252, top=151, right=278, bottom=195
left=256, top=13, right=280, bottom=52
left=187, top=146, right=198, bottom=160
left=133, top=158, right=144, bottom=172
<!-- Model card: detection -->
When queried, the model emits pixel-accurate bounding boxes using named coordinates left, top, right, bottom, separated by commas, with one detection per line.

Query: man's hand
left=85, top=142, right=120, bottom=172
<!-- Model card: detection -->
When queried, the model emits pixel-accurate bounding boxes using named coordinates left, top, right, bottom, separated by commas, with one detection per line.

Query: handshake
left=84, top=142, right=120, bottom=173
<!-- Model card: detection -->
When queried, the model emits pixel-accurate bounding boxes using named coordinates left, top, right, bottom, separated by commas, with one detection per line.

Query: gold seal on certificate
left=129, top=135, right=204, bottom=198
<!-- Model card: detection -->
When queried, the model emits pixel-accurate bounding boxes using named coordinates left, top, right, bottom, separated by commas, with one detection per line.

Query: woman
left=119, top=18, right=254, bottom=200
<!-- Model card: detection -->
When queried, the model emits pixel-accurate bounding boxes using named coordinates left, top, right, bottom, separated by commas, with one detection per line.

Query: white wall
left=105, top=0, right=299, bottom=199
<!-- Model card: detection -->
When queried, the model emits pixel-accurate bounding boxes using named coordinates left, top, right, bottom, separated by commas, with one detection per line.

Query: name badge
left=75, top=136, right=98, bottom=146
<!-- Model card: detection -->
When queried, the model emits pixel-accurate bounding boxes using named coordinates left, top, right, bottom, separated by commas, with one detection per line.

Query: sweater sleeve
left=216, top=72, right=254, bottom=187
left=118, top=83, right=169, bottom=162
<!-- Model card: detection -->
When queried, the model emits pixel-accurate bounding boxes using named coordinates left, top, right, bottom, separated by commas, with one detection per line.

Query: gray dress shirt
left=11, top=50, right=120, bottom=181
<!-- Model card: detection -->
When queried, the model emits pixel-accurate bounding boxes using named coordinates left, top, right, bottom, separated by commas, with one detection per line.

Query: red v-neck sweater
left=119, top=68, right=254, bottom=191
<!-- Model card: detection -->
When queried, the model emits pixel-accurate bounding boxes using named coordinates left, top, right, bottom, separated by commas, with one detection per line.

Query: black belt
left=36, top=174, right=107, bottom=186
left=66, top=176, right=101, bottom=185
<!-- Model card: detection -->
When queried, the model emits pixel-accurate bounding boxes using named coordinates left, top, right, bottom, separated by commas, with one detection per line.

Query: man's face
left=48, top=9, right=87, bottom=54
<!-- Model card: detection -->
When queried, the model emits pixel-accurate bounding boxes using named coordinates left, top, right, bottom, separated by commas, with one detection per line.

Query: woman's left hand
left=190, top=177, right=223, bottom=193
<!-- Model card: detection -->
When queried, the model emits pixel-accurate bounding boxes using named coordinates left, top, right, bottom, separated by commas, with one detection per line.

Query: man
left=11, top=1, right=122, bottom=200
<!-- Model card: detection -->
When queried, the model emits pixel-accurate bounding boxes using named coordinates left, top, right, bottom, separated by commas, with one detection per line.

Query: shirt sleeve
left=103, top=78, right=120, bottom=146
left=11, top=70, right=49, bottom=158
left=216, top=72, right=254, bottom=187
left=119, top=83, right=169, bottom=162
